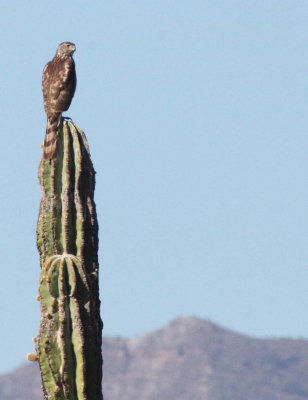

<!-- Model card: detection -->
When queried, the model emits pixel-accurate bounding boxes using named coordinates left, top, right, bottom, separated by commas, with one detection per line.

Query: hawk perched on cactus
left=42, top=42, right=77, bottom=159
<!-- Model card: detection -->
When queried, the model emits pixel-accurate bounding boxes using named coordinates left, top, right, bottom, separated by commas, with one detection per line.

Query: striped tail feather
left=43, top=113, right=61, bottom=160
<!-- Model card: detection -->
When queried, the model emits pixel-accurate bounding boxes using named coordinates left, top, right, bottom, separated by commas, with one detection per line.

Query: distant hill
left=1, top=316, right=308, bottom=400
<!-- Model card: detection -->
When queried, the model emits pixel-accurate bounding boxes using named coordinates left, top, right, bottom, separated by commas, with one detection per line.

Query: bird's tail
left=43, top=113, right=61, bottom=160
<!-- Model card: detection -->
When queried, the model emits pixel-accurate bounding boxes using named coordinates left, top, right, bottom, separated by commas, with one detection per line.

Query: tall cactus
left=36, top=119, right=103, bottom=400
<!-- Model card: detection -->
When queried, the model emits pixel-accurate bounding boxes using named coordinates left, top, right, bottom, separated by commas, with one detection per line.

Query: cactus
left=36, top=119, right=103, bottom=400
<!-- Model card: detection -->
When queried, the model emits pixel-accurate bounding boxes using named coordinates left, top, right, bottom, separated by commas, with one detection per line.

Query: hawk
left=42, top=42, right=77, bottom=159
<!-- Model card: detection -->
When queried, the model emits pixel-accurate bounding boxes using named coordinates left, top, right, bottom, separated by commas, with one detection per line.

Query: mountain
left=1, top=317, right=308, bottom=400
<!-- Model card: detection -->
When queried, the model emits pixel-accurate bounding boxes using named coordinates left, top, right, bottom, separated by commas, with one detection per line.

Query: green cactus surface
left=36, top=120, right=103, bottom=400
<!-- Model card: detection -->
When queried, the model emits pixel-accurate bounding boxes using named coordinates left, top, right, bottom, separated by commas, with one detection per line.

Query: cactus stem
left=36, top=121, right=102, bottom=400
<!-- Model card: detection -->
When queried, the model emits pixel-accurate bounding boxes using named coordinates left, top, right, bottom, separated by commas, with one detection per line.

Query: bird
left=42, top=42, right=77, bottom=159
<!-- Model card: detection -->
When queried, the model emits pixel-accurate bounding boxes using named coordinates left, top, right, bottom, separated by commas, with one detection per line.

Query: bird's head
left=56, top=42, right=76, bottom=57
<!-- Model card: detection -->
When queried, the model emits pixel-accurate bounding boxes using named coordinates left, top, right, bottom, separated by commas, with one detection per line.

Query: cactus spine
left=36, top=120, right=103, bottom=400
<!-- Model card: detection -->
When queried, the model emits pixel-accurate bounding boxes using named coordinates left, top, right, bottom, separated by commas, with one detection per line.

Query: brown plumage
left=42, top=42, right=77, bottom=159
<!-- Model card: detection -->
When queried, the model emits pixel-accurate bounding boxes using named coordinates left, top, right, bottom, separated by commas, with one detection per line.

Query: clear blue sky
left=0, top=1, right=307, bottom=374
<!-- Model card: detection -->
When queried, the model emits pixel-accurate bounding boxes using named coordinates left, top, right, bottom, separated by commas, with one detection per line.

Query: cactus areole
left=36, top=119, right=103, bottom=400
